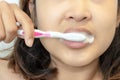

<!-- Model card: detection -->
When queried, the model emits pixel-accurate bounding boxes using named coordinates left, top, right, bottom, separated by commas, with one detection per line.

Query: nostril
left=66, top=12, right=91, bottom=22
left=81, top=17, right=87, bottom=21
left=69, top=16, right=88, bottom=22
left=83, top=17, right=87, bottom=20
left=69, top=16, right=74, bottom=19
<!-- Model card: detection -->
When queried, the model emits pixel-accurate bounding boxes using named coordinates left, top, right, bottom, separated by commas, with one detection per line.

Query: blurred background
left=0, top=0, right=19, bottom=58
left=5, top=0, right=19, bottom=5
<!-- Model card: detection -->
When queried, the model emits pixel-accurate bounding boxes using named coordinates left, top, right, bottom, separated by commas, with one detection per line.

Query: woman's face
left=35, top=0, right=118, bottom=67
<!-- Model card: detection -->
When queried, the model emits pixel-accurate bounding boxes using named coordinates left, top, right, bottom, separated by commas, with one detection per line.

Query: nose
left=65, top=1, right=91, bottom=23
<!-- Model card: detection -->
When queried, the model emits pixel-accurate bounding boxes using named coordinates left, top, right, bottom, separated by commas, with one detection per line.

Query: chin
left=54, top=53, right=99, bottom=67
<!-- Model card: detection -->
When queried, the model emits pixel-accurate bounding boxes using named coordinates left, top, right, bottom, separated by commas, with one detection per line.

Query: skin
left=0, top=1, right=34, bottom=47
left=0, top=1, right=34, bottom=79
left=34, top=0, right=118, bottom=80
left=0, top=60, right=24, bottom=80
left=0, top=0, right=119, bottom=80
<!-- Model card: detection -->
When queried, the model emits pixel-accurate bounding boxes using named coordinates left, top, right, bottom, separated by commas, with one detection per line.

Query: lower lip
left=62, top=40, right=88, bottom=49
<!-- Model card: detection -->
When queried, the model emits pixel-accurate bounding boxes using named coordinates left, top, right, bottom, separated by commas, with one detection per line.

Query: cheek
left=90, top=4, right=117, bottom=38
left=89, top=0, right=118, bottom=29
left=40, top=39, right=63, bottom=57
left=36, top=8, right=65, bottom=31
left=87, top=4, right=117, bottom=59
left=93, top=11, right=116, bottom=51
left=91, top=13, right=116, bottom=59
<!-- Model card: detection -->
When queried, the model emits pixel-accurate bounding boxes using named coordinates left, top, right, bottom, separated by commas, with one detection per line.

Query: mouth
left=61, top=28, right=94, bottom=49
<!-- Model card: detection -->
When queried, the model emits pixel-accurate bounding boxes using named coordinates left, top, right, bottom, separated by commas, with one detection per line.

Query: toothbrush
left=17, top=29, right=94, bottom=43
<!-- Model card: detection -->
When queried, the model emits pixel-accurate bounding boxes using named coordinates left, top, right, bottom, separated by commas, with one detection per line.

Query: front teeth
left=86, top=35, right=94, bottom=43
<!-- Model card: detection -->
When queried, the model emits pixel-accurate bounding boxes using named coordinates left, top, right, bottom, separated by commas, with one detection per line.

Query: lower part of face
left=35, top=0, right=118, bottom=67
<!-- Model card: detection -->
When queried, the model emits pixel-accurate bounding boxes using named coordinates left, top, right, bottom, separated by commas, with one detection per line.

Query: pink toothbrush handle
left=34, top=31, right=50, bottom=38
left=17, top=29, right=50, bottom=38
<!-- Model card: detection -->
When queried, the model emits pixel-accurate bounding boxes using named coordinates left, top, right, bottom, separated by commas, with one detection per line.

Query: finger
left=0, top=14, right=6, bottom=41
left=10, top=4, right=34, bottom=47
left=0, top=2, right=17, bottom=43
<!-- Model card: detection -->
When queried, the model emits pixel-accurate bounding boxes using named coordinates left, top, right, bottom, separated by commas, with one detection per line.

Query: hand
left=0, top=1, right=34, bottom=47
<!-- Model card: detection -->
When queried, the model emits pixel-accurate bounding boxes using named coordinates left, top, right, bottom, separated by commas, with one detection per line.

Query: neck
left=49, top=59, right=103, bottom=80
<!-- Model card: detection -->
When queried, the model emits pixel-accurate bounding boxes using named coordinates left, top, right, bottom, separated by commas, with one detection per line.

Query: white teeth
left=78, top=33, right=94, bottom=43
left=85, top=35, right=94, bottom=43
left=89, top=35, right=94, bottom=43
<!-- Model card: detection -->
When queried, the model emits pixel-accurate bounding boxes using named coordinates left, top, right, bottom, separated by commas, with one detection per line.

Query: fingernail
left=26, top=38, right=33, bottom=47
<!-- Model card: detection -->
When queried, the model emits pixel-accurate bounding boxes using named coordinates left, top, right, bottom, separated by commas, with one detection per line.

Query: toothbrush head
left=63, top=32, right=94, bottom=43
left=62, top=32, right=86, bottom=42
